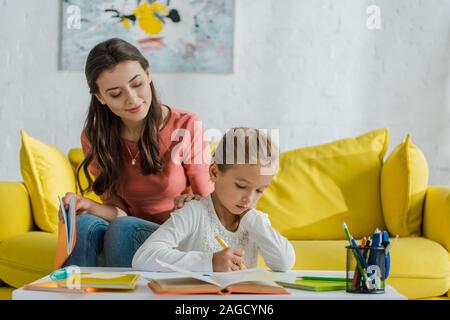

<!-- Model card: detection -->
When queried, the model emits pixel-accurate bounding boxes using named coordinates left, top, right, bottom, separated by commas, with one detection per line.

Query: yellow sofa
left=0, top=129, right=449, bottom=300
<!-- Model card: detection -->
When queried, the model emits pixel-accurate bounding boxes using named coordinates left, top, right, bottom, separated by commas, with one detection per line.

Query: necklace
left=125, top=144, right=140, bottom=166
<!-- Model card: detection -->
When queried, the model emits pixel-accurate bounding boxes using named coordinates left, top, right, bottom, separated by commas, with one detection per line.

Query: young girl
left=132, top=128, right=295, bottom=272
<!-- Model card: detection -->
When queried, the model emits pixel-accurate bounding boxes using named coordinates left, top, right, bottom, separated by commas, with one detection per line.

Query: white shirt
left=132, top=195, right=296, bottom=272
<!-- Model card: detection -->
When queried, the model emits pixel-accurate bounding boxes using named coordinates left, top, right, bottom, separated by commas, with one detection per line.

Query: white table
left=13, top=268, right=406, bottom=300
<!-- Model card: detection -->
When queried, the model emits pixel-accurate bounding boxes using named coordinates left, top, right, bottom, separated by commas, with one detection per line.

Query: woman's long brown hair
left=77, top=38, right=164, bottom=197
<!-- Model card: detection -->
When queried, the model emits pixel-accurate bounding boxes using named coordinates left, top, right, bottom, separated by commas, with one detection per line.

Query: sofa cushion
left=20, top=130, right=76, bottom=233
left=423, top=186, right=450, bottom=254
left=257, top=128, right=389, bottom=240
left=0, top=232, right=57, bottom=288
left=381, top=134, right=428, bottom=236
left=0, top=286, right=13, bottom=300
left=0, top=182, right=34, bottom=242
left=280, top=238, right=449, bottom=299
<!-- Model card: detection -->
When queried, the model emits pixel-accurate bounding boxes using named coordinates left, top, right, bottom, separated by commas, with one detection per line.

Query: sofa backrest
left=0, top=182, right=35, bottom=242
left=256, top=129, right=389, bottom=240
left=69, top=131, right=389, bottom=241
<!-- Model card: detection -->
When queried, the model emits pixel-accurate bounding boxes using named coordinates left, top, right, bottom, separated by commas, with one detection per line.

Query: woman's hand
left=60, top=192, right=127, bottom=222
left=60, top=192, right=93, bottom=221
left=212, top=248, right=247, bottom=272
left=173, top=194, right=201, bottom=209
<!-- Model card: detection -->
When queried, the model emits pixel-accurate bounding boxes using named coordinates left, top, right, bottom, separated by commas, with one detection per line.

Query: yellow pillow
left=381, top=134, right=428, bottom=236
left=256, top=128, right=389, bottom=240
left=68, top=148, right=102, bottom=203
left=0, top=232, right=57, bottom=288
left=20, top=130, right=76, bottom=233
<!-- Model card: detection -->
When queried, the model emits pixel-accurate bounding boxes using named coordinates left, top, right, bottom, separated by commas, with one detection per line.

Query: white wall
left=1, top=0, right=449, bottom=184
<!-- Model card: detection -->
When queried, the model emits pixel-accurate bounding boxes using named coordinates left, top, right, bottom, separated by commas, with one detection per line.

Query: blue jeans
left=63, top=214, right=159, bottom=267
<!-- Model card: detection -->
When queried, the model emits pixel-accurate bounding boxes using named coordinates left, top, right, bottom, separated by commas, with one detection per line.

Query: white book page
left=210, top=268, right=281, bottom=288
left=67, top=196, right=76, bottom=250
left=156, top=260, right=280, bottom=289
left=156, top=259, right=221, bottom=287
left=58, top=197, right=70, bottom=254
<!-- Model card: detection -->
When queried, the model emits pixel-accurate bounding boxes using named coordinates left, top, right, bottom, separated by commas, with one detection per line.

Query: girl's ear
left=95, top=94, right=106, bottom=105
left=209, top=163, right=219, bottom=182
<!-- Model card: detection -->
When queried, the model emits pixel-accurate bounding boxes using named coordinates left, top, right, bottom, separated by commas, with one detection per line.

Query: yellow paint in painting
left=122, top=18, right=131, bottom=29
left=133, top=1, right=169, bottom=35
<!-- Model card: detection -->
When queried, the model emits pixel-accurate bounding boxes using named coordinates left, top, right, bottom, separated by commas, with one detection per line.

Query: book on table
left=147, top=259, right=289, bottom=295
left=23, top=281, right=90, bottom=294
left=276, top=276, right=348, bottom=292
left=23, top=273, right=140, bottom=293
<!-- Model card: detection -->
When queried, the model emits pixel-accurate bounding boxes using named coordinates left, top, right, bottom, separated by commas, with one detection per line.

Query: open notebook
left=148, top=259, right=289, bottom=295
left=54, top=196, right=77, bottom=269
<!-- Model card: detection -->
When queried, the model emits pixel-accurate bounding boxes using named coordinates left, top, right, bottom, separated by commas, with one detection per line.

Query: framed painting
left=61, top=0, right=235, bottom=73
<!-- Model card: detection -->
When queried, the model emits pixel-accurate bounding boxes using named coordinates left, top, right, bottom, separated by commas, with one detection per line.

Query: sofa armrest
left=423, top=186, right=450, bottom=252
left=0, top=182, right=35, bottom=242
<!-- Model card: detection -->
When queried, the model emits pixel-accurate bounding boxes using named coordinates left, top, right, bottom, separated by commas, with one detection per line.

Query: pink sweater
left=81, top=106, right=214, bottom=224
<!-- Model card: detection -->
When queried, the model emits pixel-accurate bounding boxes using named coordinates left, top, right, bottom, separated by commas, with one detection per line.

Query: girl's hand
left=212, top=248, right=247, bottom=272
left=173, top=194, right=201, bottom=209
left=60, top=192, right=93, bottom=221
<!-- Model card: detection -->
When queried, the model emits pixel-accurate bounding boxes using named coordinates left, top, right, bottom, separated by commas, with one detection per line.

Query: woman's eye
left=132, top=82, right=142, bottom=88
left=235, top=183, right=246, bottom=189
left=110, top=92, right=121, bottom=98
left=256, top=189, right=263, bottom=194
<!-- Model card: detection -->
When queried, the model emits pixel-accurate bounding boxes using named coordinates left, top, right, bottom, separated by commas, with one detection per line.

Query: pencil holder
left=345, top=246, right=386, bottom=294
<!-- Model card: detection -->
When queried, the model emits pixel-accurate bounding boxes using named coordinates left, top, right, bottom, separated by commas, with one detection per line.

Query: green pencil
left=342, top=222, right=369, bottom=287
left=298, top=276, right=348, bottom=282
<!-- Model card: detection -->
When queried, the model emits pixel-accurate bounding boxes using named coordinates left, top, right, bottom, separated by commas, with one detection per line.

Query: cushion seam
left=22, top=134, right=43, bottom=204
left=405, top=139, right=413, bottom=235
left=22, top=133, right=50, bottom=229
left=389, top=272, right=450, bottom=280
left=400, top=138, right=411, bottom=236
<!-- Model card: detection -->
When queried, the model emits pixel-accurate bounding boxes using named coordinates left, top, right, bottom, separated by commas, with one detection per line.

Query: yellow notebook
left=23, top=281, right=92, bottom=294
left=60, top=273, right=140, bottom=290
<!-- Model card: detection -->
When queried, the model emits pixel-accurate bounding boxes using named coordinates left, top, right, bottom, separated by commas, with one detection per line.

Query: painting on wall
left=61, top=0, right=235, bottom=73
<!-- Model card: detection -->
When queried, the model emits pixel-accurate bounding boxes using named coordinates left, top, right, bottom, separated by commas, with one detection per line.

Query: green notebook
left=277, top=277, right=348, bottom=292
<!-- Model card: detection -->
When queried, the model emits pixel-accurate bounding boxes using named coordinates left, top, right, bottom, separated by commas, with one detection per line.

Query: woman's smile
left=126, top=102, right=144, bottom=113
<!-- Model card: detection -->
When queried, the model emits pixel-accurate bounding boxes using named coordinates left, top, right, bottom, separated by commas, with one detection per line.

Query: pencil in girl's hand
left=215, top=235, right=247, bottom=270
left=215, top=235, right=229, bottom=249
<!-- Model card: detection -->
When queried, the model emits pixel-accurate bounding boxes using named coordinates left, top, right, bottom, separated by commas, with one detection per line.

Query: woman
left=63, top=38, right=213, bottom=267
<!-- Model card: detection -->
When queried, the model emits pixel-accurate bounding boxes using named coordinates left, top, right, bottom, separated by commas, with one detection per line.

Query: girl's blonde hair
left=212, top=127, right=279, bottom=175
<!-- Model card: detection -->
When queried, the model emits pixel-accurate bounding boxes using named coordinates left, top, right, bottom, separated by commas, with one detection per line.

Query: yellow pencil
left=215, top=235, right=229, bottom=249
left=215, top=235, right=246, bottom=270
